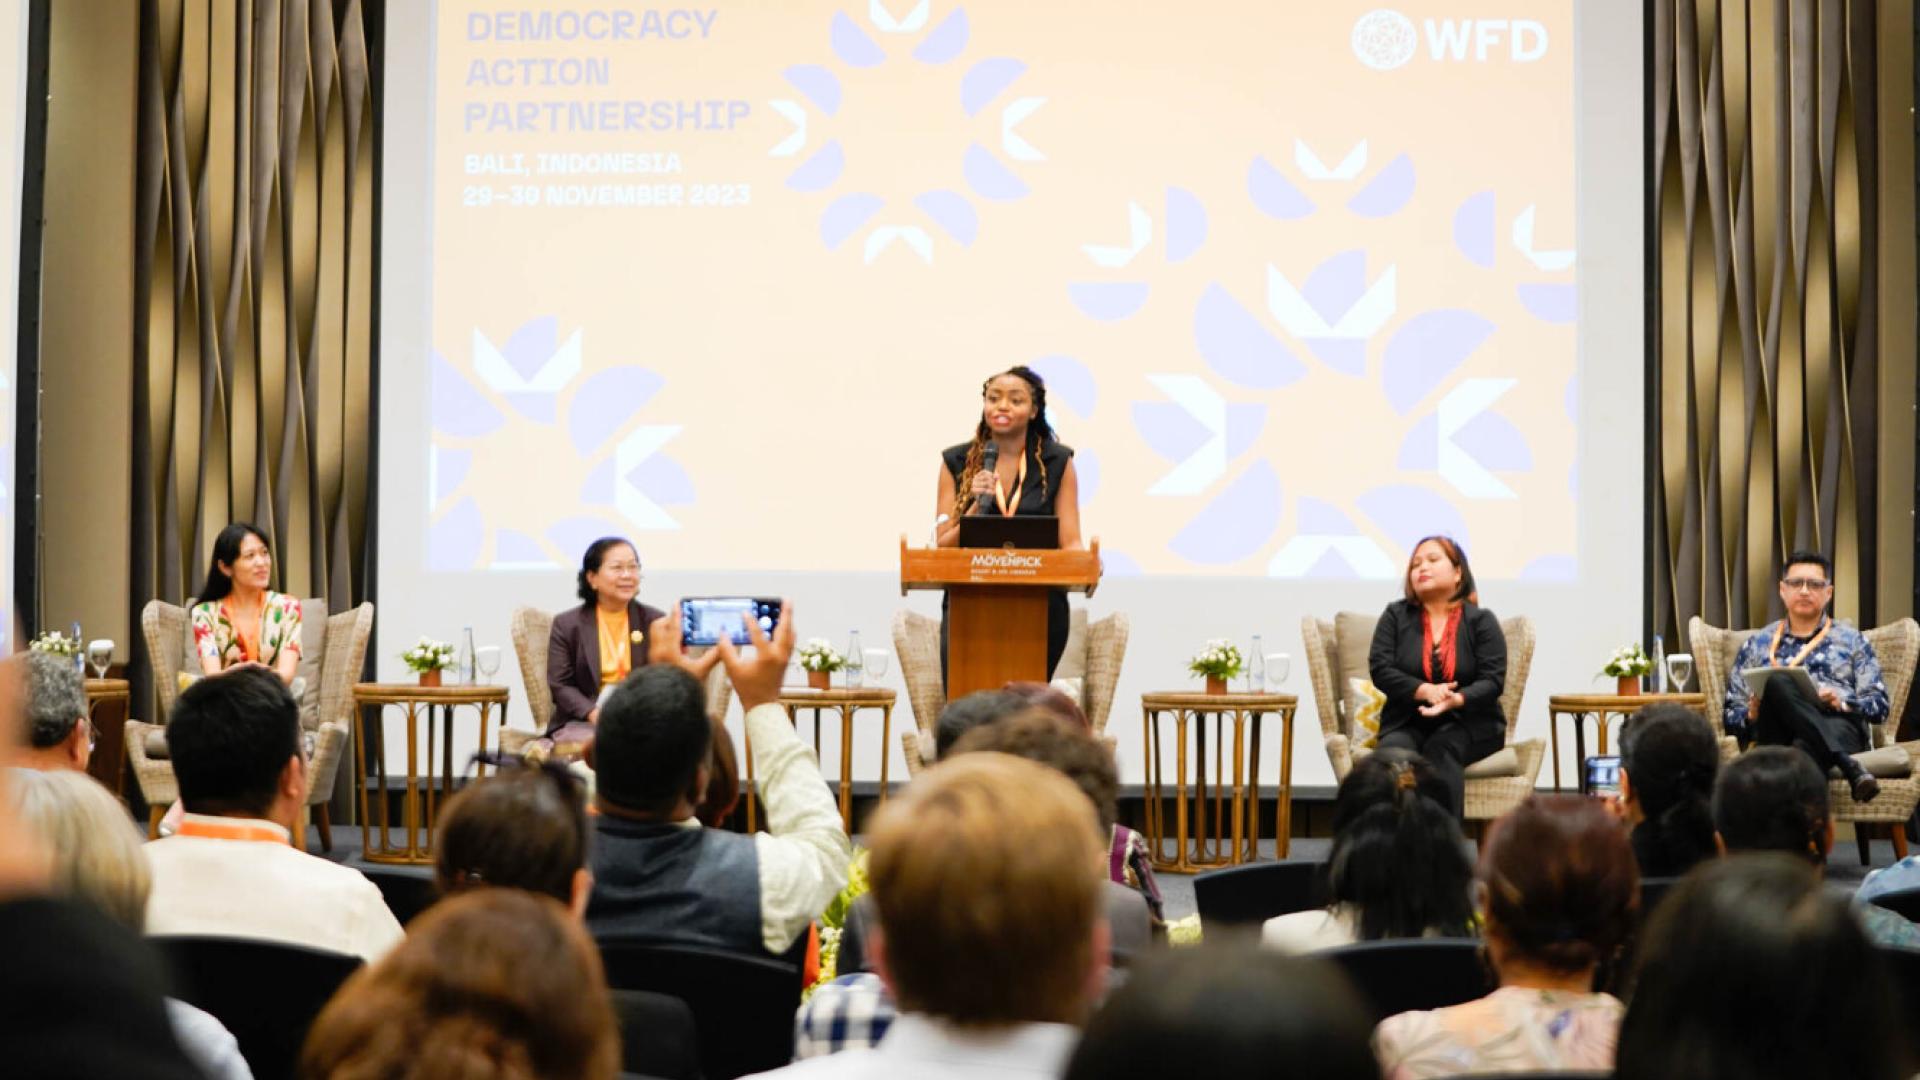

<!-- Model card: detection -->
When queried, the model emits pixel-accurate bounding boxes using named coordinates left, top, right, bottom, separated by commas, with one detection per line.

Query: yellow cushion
left=1345, top=677, right=1385, bottom=749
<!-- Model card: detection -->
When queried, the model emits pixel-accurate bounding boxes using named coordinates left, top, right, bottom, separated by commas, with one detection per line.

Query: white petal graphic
left=864, top=225, right=934, bottom=264
left=768, top=100, right=807, bottom=158
left=1438, top=378, right=1519, bottom=499
left=1294, top=139, right=1368, bottom=181
left=1267, top=536, right=1399, bottom=577
left=472, top=328, right=582, bottom=393
left=1001, top=97, right=1047, bottom=161
left=1511, top=205, right=1575, bottom=271
left=1144, top=374, right=1227, bottom=496
left=615, top=425, right=684, bottom=530
left=1266, top=264, right=1397, bottom=338
left=1082, top=202, right=1152, bottom=269
left=869, top=0, right=930, bottom=33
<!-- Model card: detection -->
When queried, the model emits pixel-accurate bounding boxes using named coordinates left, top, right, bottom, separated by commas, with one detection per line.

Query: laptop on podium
left=958, top=515, right=1059, bottom=550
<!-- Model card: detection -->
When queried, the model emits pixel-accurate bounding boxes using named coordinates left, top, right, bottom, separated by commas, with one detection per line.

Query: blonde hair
left=7, top=767, right=151, bottom=930
left=866, top=752, right=1105, bottom=1026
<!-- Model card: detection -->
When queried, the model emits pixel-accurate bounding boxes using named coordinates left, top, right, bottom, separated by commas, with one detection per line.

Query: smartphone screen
left=1583, top=755, right=1622, bottom=799
left=681, top=597, right=781, bottom=647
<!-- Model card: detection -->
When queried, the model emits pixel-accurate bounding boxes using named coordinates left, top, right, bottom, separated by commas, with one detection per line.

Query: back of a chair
left=1194, top=860, right=1325, bottom=930
left=1861, top=619, right=1920, bottom=747
left=1688, top=618, right=1758, bottom=737
left=1083, top=612, right=1130, bottom=736
left=361, top=865, right=440, bottom=927
left=1301, top=616, right=1345, bottom=741
left=609, top=988, right=702, bottom=1080
left=1322, top=938, right=1492, bottom=1023
left=156, top=935, right=363, bottom=1080
left=1877, top=945, right=1920, bottom=1066
left=511, top=606, right=556, bottom=734
left=597, top=941, right=802, bottom=1080
left=893, top=609, right=945, bottom=743
left=142, top=600, right=191, bottom=721
left=1497, top=616, right=1535, bottom=741
left=312, top=601, right=373, bottom=732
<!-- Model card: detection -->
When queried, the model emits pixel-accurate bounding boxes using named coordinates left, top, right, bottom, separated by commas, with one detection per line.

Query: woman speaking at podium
left=934, top=366, right=1083, bottom=678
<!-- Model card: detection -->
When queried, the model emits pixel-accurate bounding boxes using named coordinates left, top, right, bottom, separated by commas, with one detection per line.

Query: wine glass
left=1265, top=652, right=1291, bottom=689
left=1665, top=652, right=1694, bottom=693
left=475, top=646, right=502, bottom=685
left=86, top=639, right=114, bottom=679
left=863, top=649, right=891, bottom=681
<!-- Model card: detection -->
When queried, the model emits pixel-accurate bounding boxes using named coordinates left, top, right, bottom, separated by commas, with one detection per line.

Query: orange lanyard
left=1768, top=616, right=1831, bottom=667
left=992, top=452, right=1028, bottom=518
left=221, top=597, right=264, bottom=661
left=176, top=814, right=291, bottom=845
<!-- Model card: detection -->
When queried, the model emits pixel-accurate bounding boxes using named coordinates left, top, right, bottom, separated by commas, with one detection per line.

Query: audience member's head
left=436, top=764, right=591, bottom=913
left=166, top=665, right=305, bottom=824
left=1617, top=853, right=1908, bottom=1080
left=1479, top=795, right=1638, bottom=983
left=301, top=888, right=619, bottom=1080
left=932, top=689, right=1026, bottom=761
left=590, top=665, right=711, bottom=820
left=1327, top=748, right=1473, bottom=940
left=1001, top=680, right=1092, bottom=731
left=1618, top=703, right=1719, bottom=876
left=950, top=708, right=1118, bottom=832
left=866, top=752, right=1107, bottom=1028
left=14, top=651, right=89, bottom=772
left=1713, top=745, right=1832, bottom=864
left=1064, top=946, right=1378, bottom=1080
left=7, top=767, right=148, bottom=929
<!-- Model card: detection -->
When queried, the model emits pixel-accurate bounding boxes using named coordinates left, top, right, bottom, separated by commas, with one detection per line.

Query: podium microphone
left=979, top=443, right=999, bottom=515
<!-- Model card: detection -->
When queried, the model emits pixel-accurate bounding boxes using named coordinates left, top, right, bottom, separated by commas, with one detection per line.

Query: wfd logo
left=1351, top=9, right=1550, bottom=71
left=971, top=553, right=1042, bottom=569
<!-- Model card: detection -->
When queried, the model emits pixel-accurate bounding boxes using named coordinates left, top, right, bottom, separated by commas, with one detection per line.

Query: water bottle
left=845, top=630, right=864, bottom=689
left=458, top=626, right=477, bottom=685
left=71, top=621, right=84, bottom=678
left=1248, top=634, right=1266, bottom=692
left=1651, top=633, right=1666, bottom=694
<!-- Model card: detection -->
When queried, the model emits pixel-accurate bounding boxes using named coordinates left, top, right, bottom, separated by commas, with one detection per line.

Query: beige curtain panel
left=1651, top=0, right=1885, bottom=645
left=131, top=0, right=375, bottom=635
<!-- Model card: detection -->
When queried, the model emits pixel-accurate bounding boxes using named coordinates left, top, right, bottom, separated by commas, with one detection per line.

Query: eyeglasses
left=1782, top=577, right=1831, bottom=592
left=599, top=563, right=641, bottom=575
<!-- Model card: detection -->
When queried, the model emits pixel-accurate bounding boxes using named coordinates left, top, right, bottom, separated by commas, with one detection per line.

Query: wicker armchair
left=895, top=608, right=1129, bottom=776
left=500, top=605, right=733, bottom=759
left=1689, top=615, right=1919, bottom=862
left=134, top=598, right=371, bottom=848
left=1303, top=613, right=1543, bottom=822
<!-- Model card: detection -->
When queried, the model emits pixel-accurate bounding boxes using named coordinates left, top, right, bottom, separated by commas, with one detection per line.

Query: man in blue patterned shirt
left=1722, top=551, right=1889, bottom=802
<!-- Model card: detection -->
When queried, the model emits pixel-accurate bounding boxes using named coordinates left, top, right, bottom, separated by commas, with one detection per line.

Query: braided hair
left=953, top=365, right=1057, bottom=516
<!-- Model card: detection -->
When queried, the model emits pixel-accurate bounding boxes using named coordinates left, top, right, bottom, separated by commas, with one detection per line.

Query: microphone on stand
left=979, top=443, right=1000, bottom=515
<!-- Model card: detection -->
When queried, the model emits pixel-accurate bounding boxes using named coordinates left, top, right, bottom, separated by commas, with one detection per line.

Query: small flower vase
left=1205, top=675, right=1228, bottom=696
left=419, top=669, right=442, bottom=688
left=808, top=669, right=830, bottom=691
left=1616, top=675, right=1637, bottom=696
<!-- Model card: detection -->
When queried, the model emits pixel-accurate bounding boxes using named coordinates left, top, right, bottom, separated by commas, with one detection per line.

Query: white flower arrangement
left=402, top=636, right=457, bottom=674
left=1188, top=638, right=1244, bottom=680
left=29, top=630, right=79, bottom=657
left=1600, top=643, right=1653, bottom=679
left=797, top=638, right=846, bottom=673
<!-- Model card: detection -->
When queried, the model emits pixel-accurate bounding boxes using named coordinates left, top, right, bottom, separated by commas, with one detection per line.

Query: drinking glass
left=475, top=646, right=501, bottom=685
left=1265, top=652, right=1291, bottom=688
left=86, top=639, right=113, bottom=679
left=1665, top=652, right=1694, bottom=693
left=863, top=649, right=891, bottom=680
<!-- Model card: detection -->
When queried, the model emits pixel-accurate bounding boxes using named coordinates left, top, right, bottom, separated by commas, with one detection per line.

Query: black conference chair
left=1638, top=874, right=1683, bottom=918
left=1321, top=938, right=1492, bottom=1023
left=610, top=989, right=702, bottom=1080
left=597, top=941, right=803, bottom=1080
left=1877, top=945, right=1920, bottom=1064
left=1867, top=885, right=1920, bottom=924
left=359, top=863, right=441, bottom=926
left=1193, top=859, right=1325, bottom=930
left=155, top=935, right=363, bottom=1080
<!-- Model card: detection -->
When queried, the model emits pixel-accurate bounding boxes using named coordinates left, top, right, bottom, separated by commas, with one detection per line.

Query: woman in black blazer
left=546, top=537, right=666, bottom=738
left=1368, top=535, right=1507, bottom=818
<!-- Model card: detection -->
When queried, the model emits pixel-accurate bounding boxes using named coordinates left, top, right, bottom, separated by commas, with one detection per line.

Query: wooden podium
left=899, top=537, right=1103, bottom=699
